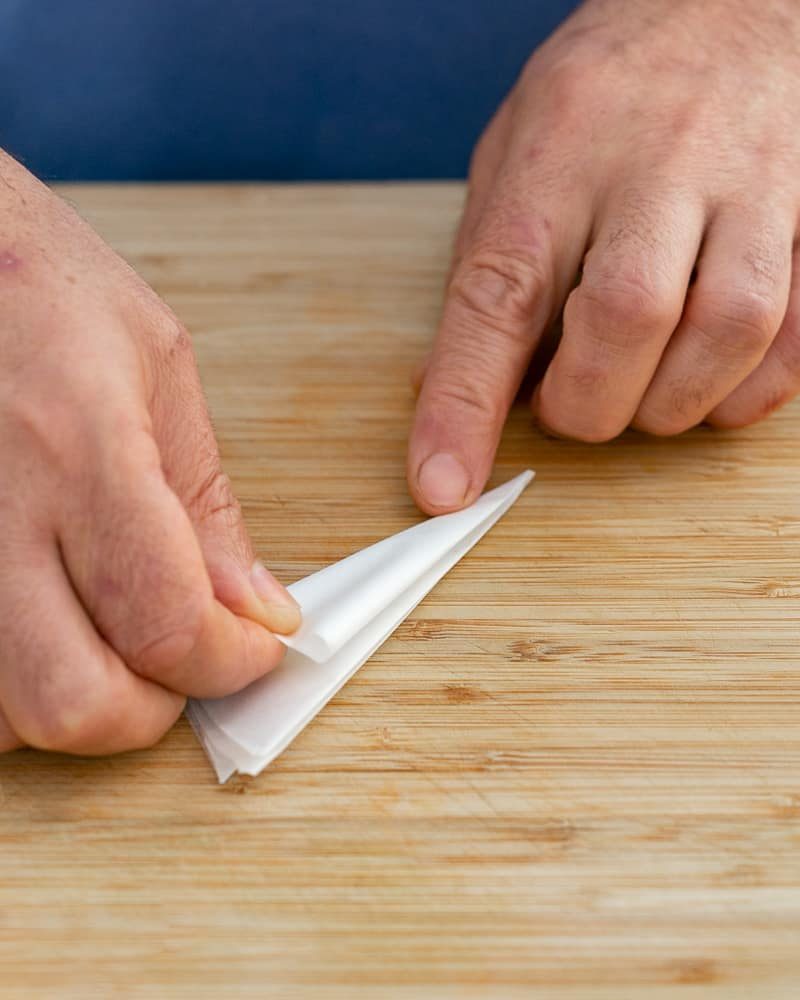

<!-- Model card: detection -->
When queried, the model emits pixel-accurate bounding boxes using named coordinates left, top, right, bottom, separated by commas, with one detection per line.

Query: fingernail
left=250, top=560, right=301, bottom=635
left=417, top=452, right=470, bottom=509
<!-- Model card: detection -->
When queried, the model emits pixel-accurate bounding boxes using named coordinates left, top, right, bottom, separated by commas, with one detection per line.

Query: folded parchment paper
left=187, top=470, right=534, bottom=781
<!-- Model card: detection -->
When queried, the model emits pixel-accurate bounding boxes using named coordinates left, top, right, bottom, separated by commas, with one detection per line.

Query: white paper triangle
left=187, top=469, right=534, bottom=781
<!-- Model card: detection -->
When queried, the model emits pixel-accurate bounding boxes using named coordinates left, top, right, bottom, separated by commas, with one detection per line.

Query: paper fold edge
left=189, top=469, right=535, bottom=781
left=275, top=469, right=534, bottom=663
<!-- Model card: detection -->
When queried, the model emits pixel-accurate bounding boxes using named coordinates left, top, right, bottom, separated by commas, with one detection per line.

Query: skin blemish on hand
left=0, top=250, right=21, bottom=271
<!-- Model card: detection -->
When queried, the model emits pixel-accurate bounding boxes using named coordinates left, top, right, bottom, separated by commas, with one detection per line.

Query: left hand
left=408, top=0, right=800, bottom=512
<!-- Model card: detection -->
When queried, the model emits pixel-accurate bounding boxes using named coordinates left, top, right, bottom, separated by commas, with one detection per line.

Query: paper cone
left=187, top=470, right=534, bottom=781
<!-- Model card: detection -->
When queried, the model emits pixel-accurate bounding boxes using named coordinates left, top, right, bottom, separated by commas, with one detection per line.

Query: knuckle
left=576, top=270, right=678, bottom=339
left=422, top=321, right=513, bottom=427
left=426, top=374, right=499, bottom=426
left=17, top=669, right=105, bottom=752
left=638, top=374, right=716, bottom=435
left=694, top=290, right=780, bottom=356
left=562, top=359, right=611, bottom=398
left=2, top=386, right=80, bottom=477
left=185, top=466, right=242, bottom=529
left=109, top=423, right=162, bottom=482
left=450, top=241, right=550, bottom=331
left=524, top=54, right=595, bottom=115
left=548, top=62, right=585, bottom=104
left=148, top=308, right=195, bottom=369
left=2, top=371, right=152, bottom=496
left=741, top=229, right=788, bottom=289
left=709, top=370, right=800, bottom=430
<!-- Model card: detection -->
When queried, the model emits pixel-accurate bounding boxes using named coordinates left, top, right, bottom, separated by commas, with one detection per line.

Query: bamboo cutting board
left=0, top=183, right=798, bottom=999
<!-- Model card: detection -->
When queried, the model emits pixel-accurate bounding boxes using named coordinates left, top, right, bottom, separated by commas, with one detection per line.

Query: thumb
left=184, top=465, right=301, bottom=637
left=148, top=319, right=300, bottom=636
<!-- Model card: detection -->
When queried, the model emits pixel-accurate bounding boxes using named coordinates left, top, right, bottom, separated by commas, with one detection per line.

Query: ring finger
left=634, top=204, right=794, bottom=434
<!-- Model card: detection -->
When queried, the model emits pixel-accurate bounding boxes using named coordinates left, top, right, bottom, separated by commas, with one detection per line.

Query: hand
left=0, top=152, right=300, bottom=756
left=408, top=0, right=800, bottom=512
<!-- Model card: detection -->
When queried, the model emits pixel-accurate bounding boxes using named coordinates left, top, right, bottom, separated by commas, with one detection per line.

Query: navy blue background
left=0, top=1, right=580, bottom=181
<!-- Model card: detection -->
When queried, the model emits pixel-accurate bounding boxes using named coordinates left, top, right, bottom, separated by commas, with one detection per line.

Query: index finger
left=408, top=167, right=591, bottom=513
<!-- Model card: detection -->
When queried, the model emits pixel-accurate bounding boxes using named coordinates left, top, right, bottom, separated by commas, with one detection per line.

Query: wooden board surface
left=1, top=183, right=799, bottom=999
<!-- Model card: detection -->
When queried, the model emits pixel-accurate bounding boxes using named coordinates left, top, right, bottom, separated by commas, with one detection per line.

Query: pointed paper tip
left=278, top=469, right=535, bottom=663
left=190, top=468, right=536, bottom=780
left=517, top=469, right=535, bottom=487
left=483, top=468, right=535, bottom=501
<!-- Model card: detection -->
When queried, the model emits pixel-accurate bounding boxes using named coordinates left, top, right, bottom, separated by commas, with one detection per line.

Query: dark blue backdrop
left=0, top=1, right=580, bottom=181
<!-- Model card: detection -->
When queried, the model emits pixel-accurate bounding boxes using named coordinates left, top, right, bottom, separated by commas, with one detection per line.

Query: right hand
left=0, top=152, right=300, bottom=757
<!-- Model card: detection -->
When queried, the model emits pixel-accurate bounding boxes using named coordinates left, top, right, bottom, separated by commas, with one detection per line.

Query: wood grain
left=1, top=183, right=799, bottom=999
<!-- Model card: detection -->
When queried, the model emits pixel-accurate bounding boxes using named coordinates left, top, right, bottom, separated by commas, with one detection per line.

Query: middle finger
left=534, top=183, right=705, bottom=441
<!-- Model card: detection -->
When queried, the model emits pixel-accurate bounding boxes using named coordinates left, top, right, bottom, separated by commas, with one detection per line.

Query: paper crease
left=188, top=470, right=534, bottom=781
